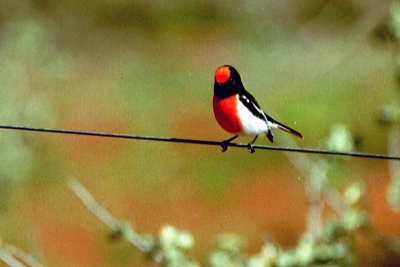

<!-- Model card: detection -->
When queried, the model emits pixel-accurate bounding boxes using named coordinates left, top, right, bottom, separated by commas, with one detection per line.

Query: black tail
left=265, top=113, right=303, bottom=139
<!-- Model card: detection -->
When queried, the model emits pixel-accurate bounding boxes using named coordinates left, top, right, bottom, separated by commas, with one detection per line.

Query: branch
left=0, top=241, right=42, bottom=267
left=0, top=250, right=24, bottom=267
left=3, top=244, right=43, bottom=267
left=68, top=179, right=164, bottom=263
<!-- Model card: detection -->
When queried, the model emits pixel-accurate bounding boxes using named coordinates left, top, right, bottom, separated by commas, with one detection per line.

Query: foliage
left=0, top=0, right=399, bottom=266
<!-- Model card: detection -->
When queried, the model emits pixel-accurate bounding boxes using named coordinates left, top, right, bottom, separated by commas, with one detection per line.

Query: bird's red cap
left=215, top=66, right=231, bottom=83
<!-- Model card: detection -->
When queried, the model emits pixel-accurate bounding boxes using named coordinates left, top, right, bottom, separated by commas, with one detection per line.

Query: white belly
left=236, top=95, right=270, bottom=136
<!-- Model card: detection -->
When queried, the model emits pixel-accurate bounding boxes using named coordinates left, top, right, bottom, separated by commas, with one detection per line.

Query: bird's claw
left=220, top=135, right=238, bottom=152
left=221, top=141, right=229, bottom=152
left=247, top=144, right=255, bottom=153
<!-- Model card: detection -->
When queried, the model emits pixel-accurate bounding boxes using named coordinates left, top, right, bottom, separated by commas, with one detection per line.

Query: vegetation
left=0, top=0, right=399, bottom=266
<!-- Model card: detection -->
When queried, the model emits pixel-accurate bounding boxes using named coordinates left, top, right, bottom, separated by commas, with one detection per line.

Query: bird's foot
left=220, top=135, right=238, bottom=152
left=221, top=141, right=229, bottom=152
left=247, top=135, right=258, bottom=153
left=247, top=143, right=255, bottom=153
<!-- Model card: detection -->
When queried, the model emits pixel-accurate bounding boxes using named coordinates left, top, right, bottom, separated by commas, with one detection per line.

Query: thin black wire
left=0, top=124, right=399, bottom=160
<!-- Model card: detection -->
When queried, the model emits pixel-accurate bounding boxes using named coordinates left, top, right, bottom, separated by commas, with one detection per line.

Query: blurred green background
left=0, top=0, right=399, bottom=266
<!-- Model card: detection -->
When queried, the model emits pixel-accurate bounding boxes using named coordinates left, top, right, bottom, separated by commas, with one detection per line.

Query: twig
left=68, top=180, right=162, bottom=262
left=0, top=249, right=25, bottom=267
left=281, top=135, right=349, bottom=240
left=305, top=161, right=326, bottom=239
left=3, top=243, right=43, bottom=267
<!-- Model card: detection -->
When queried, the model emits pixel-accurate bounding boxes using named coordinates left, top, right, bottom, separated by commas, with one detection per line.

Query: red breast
left=213, top=95, right=242, bottom=134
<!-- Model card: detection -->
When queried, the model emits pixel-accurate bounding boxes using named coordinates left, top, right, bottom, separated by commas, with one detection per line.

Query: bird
left=213, top=65, right=303, bottom=153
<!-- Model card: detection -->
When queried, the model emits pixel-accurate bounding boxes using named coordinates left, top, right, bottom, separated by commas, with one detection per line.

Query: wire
left=0, top=124, right=399, bottom=160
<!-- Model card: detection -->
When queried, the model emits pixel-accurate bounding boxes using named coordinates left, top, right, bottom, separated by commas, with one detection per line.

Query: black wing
left=238, top=91, right=267, bottom=121
left=239, top=91, right=303, bottom=139
left=264, top=111, right=303, bottom=139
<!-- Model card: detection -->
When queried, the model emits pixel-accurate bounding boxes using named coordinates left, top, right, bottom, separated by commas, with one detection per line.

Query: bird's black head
left=214, top=65, right=244, bottom=98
